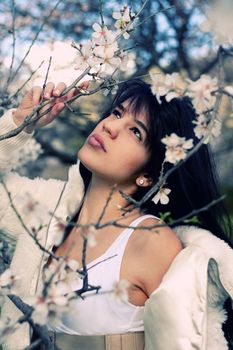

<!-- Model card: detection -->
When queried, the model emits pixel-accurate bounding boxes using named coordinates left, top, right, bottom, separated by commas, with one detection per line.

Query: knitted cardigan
left=0, top=110, right=233, bottom=350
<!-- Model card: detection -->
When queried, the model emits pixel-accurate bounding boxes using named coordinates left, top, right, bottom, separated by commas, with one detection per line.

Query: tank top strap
left=106, top=214, right=161, bottom=255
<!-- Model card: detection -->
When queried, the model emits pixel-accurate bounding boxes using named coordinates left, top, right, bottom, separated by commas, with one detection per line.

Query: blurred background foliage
left=0, top=0, right=232, bottom=226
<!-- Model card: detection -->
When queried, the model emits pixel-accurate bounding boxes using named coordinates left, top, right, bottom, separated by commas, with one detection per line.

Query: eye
left=130, top=127, right=142, bottom=141
left=112, top=109, right=142, bottom=141
left=112, top=109, right=121, bottom=119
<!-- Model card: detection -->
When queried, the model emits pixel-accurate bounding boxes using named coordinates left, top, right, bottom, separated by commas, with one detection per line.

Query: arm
left=133, top=218, right=183, bottom=296
left=142, top=230, right=208, bottom=350
left=0, top=109, right=34, bottom=172
left=0, top=82, right=86, bottom=238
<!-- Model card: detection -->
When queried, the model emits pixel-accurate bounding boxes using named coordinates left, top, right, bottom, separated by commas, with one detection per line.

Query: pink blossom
left=74, top=41, right=94, bottom=71
left=152, top=187, right=171, bottom=205
left=113, top=5, right=134, bottom=40
left=161, top=133, right=193, bottom=164
left=112, top=279, right=130, bottom=303
left=149, top=72, right=184, bottom=104
left=81, top=225, right=97, bottom=247
left=192, top=115, right=222, bottom=144
left=187, top=75, right=217, bottom=113
left=0, top=269, right=20, bottom=295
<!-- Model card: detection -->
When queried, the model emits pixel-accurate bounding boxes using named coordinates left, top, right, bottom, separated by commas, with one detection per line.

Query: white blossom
left=149, top=72, right=184, bottom=103
left=29, top=282, right=71, bottom=325
left=31, top=301, right=49, bottom=325
left=92, top=23, right=110, bottom=44
left=45, top=258, right=81, bottom=295
left=31, top=257, right=82, bottom=325
left=152, top=187, right=171, bottom=205
left=51, top=218, right=66, bottom=246
left=161, top=133, right=193, bottom=164
left=44, top=257, right=81, bottom=292
left=112, top=279, right=130, bottom=303
left=0, top=269, right=19, bottom=295
left=201, top=1, right=233, bottom=46
left=119, top=51, right=136, bottom=74
left=74, top=41, right=95, bottom=71
left=113, top=5, right=134, bottom=40
left=93, top=40, right=118, bottom=60
left=92, top=23, right=117, bottom=46
left=81, top=225, right=97, bottom=247
left=14, top=192, right=50, bottom=232
left=0, top=319, right=17, bottom=345
left=102, top=57, right=122, bottom=75
left=193, top=115, right=222, bottom=144
left=91, top=22, right=121, bottom=76
left=187, top=75, right=217, bottom=113
left=11, top=139, right=42, bottom=171
left=224, top=85, right=233, bottom=96
left=164, top=73, right=185, bottom=102
left=149, top=72, right=169, bottom=103
left=92, top=28, right=121, bottom=75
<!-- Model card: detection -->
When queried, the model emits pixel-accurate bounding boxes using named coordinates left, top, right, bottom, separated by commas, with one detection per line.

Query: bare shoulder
left=131, top=217, right=183, bottom=296
left=132, top=217, right=182, bottom=252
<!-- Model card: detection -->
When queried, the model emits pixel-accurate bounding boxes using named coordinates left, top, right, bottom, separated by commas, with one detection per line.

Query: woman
left=0, top=78, right=233, bottom=350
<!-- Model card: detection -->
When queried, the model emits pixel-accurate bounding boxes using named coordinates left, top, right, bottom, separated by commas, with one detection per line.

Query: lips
left=88, top=133, right=107, bottom=152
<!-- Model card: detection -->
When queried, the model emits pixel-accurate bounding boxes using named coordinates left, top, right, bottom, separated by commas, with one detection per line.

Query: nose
left=102, top=119, right=119, bottom=139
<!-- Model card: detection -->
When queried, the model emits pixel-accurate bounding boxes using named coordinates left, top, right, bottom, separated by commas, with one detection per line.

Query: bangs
left=119, top=96, right=152, bottom=149
left=101, top=80, right=156, bottom=150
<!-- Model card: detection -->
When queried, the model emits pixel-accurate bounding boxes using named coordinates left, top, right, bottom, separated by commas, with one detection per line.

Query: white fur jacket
left=0, top=110, right=233, bottom=350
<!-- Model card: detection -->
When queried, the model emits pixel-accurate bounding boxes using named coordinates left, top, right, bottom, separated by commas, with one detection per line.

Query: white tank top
left=48, top=214, right=160, bottom=335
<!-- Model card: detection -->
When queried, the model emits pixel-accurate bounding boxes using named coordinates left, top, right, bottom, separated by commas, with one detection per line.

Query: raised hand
left=13, top=81, right=89, bottom=133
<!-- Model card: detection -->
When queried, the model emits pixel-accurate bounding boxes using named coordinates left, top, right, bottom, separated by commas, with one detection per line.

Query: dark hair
left=80, top=79, right=232, bottom=239
left=79, top=78, right=233, bottom=346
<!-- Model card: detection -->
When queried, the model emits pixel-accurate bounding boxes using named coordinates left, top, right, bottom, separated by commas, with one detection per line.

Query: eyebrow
left=116, top=104, right=149, bottom=138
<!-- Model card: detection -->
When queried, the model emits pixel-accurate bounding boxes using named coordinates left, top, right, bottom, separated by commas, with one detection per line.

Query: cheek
left=106, top=146, right=149, bottom=180
left=77, top=132, right=150, bottom=182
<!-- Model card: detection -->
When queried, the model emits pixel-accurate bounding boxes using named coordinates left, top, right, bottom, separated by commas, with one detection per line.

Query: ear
left=136, top=174, right=153, bottom=188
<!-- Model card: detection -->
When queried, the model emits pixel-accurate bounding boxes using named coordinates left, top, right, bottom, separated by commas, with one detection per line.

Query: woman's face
left=78, top=99, right=151, bottom=186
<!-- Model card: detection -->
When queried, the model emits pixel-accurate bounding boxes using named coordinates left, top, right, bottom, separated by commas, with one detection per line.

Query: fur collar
left=174, top=225, right=233, bottom=299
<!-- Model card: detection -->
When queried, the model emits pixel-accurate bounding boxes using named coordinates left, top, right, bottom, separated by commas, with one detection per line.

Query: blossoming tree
left=0, top=0, right=233, bottom=348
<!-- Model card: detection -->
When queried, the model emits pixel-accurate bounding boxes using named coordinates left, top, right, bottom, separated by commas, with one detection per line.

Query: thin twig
left=8, top=60, right=45, bottom=101
left=99, top=0, right=104, bottom=27
left=42, top=56, right=52, bottom=93
left=1, top=180, right=60, bottom=261
left=6, top=0, right=16, bottom=85
left=8, top=295, right=54, bottom=350
left=134, top=6, right=174, bottom=29
left=24, top=339, right=42, bottom=350
left=87, top=254, right=118, bottom=271
left=9, top=0, right=64, bottom=84
left=0, top=66, right=90, bottom=141
left=96, top=184, right=117, bottom=226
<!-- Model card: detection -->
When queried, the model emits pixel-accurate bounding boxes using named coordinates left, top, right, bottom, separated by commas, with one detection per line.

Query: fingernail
left=54, top=89, right=60, bottom=96
left=44, top=93, right=50, bottom=99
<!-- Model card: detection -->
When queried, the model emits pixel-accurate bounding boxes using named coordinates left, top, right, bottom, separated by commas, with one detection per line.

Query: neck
left=78, top=175, right=140, bottom=225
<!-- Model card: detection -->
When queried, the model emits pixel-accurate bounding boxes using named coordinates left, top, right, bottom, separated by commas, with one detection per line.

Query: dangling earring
left=139, top=178, right=144, bottom=185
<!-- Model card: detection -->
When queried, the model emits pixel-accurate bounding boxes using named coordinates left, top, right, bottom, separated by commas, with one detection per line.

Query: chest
left=49, top=223, right=148, bottom=306
left=53, top=225, right=131, bottom=268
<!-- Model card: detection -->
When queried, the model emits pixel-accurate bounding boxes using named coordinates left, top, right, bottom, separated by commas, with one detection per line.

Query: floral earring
left=137, top=178, right=144, bottom=186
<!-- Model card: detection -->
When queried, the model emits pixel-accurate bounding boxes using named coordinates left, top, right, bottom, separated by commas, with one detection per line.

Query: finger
left=51, top=102, right=65, bottom=116
left=78, top=80, right=90, bottom=90
left=66, top=88, right=77, bottom=100
left=67, top=81, right=89, bottom=99
left=31, top=86, right=43, bottom=105
left=55, top=88, right=76, bottom=103
left=53, top=82, right=67, bottom=97
left=43, top=82, right=55, bottom=99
